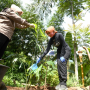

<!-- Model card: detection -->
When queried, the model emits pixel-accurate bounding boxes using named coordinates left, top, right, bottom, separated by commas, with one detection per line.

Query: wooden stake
left=78, top=51, right=84, bottom=87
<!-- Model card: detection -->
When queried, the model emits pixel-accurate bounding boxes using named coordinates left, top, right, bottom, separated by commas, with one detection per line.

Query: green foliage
left=84, top=73, right=90, bottom=86
left=78, top=56, right=90, bottom=75
left=26, top=59, right=59, bottom=86
left=29, top=0, right=58, bottom=20
left=48, top=12, right=64, bottom=35
left=25, top=64, right=43, bottom=85
left=3, top=75, right=24, bottom=87
left=65, top=32, right=73, bottom=47
left=65, top=32, right=74, bottom=60
left=4, top=23, right=46, bottom=60
left=0, top=0, right=48, bottom=87
left=78, top=55, right=90, bottom=86
left=1, top=0, right=90, bottom=88
left=3, top=76, right=14, bottom=86
left=46, top=70, right=59, bottom=86
left=76, top=26, right=90, bottom=47
left=64, top=14, right=90, bottom=84
left=58, top=0, right=86, bottom=17
left=67, top=74, right=82, bottom=87
left=0, top=0, right=21, bottom=11
left=85, top=0, right=90, bottom=10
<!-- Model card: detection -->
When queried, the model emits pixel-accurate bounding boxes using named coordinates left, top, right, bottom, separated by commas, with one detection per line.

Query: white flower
left=13, top=58, right=18, bottom=62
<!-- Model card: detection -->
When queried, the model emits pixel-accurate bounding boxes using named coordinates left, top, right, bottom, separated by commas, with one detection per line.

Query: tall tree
left=56, top=0, right=86, bottom=80
left=65, top=32, right=73, bottom=79
left=0, top=0, right=21, bottom=11
left=47, top=12, right=64, bottom=35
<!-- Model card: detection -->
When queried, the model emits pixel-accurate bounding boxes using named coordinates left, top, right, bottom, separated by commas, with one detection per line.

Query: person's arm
left=15, top=23, right=27, bottom=29
left=4, top=11, right=32, bottom=27
left=40, top=39, right=52, bottom=60
left=15, top=23, right=31, bottom=29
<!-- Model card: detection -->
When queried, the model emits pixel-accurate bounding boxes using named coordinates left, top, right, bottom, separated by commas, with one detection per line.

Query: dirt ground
left=7, top=86, right=55, bottom=90
left=0, top=82, right=89, bottom=90
left=6, top=86, right=90, bottom=90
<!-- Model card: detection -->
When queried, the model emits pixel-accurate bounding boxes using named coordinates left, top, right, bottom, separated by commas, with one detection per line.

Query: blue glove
left=60, top=57, right=65, bottom=62
left=36, top=58, right=41, bottom=64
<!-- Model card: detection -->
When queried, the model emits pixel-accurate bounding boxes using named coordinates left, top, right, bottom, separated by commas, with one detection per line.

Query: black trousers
left=57, top=46, right=71, bottom=86
left=0, top=33, right=9, bottom=59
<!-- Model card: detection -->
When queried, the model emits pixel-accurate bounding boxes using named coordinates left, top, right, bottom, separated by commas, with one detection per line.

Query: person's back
left=0, top=8, right=15, bottom=39
left=0, top=4, right=35, bottom=59
left=0, top=5, right=35, bottom=39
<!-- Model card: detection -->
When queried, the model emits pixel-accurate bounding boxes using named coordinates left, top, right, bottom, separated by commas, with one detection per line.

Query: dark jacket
left=40, top=33, right=71, bottom=60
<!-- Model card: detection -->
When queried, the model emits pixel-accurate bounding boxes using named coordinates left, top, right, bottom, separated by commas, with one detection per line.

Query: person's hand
left=30, top=24, right=35, bottom=28
left=60, top=56, right=65, bottom=62
left=36, top=58, right=41, bottom=64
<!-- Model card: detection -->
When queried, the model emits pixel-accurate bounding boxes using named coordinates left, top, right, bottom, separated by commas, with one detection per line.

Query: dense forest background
left=0, top=0, right=90, bottom=88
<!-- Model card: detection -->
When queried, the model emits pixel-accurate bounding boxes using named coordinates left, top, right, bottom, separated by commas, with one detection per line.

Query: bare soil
left=6, top=86, right=89, bottom=90
left=0, top=82, right=89, bottom=90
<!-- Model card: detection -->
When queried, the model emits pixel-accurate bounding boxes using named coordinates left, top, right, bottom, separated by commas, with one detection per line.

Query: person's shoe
left=59, top=85, right=67, bottom=90
left=55, top=84, right=60, bottom=90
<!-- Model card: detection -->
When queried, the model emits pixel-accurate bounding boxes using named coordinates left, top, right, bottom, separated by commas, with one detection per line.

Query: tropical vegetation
left=0, top=0, right=90, bottom=89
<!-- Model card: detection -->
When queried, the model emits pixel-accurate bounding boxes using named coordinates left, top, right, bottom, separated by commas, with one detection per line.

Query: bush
left=2, top=75, right=24, bottom=87
left=67, top=74, right=82, bottom=87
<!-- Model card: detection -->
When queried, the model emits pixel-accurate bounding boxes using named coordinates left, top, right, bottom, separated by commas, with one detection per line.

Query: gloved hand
left=60, top=56, right=65, bottom=62
left=36, top=58, right=41, bottom=64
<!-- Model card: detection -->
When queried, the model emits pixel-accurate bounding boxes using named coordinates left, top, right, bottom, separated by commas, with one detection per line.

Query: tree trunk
left=70, top=0, right=78, bottom=80
left=74, top=38, right=78, bottom=80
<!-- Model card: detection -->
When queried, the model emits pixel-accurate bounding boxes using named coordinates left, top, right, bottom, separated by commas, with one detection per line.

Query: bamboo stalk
left=78, top=51, right=84, bottom=87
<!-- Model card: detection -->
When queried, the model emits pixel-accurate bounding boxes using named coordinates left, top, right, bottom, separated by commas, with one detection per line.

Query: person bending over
left=36, top=26, right=71, bottom=90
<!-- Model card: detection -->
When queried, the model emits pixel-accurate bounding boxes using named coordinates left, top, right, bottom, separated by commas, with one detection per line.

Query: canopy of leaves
left=58, top=0, right=86, bottom=17
left=0, top=0, right=21, bottom=11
